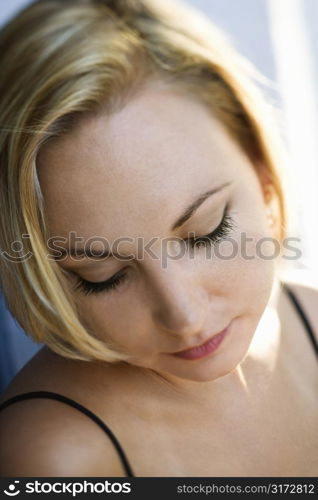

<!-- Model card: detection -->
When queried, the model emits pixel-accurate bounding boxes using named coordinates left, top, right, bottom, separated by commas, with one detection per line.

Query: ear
left=251, top=157, right=273, bottom=202
left=262, top=182, right=276, bottom=206
left=263, top=185, right=281, bottom=241
left=253, top=159, right=281, bottom=239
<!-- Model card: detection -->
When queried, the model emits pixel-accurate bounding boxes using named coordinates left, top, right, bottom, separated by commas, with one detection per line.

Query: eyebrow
left=54, top=181, right=231, bottom=260
left=171, top=181, right=232, bottom=230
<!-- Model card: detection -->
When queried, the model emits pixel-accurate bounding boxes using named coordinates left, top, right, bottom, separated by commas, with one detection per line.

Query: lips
left=170, top=325, right=229, bottom=360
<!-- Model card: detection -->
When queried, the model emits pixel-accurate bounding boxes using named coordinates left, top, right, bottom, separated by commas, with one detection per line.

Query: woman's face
left=37, top=82, right=276, bottom=383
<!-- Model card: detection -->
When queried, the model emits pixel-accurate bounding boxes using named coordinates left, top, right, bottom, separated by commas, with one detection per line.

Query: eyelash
left=73, top=268, right=128, bottom=297
left=186, top=205, right=234, bottom=249
left=74, top=206, right=235, bottom=296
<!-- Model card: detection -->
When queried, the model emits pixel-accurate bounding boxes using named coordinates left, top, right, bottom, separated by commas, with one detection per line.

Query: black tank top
left=0, top=282, right=317, bottom=477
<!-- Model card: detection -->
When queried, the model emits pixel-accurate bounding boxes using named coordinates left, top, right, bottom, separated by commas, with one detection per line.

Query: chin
left=129, top=316, right=258, bottom=383
left=167, top=358, right=243, bottom=383
left=160, top=332, right=256, bottom=383
left=170, top=322, right=256, bottom=383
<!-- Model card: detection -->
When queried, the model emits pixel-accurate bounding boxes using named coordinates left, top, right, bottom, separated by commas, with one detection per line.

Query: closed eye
left=185, top=204, right=235, bottom=249
left=73, top=268, right=128, bottom=296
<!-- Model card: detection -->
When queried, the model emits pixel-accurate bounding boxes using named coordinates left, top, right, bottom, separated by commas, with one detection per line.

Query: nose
left=149, top=264, right=208, bottom=342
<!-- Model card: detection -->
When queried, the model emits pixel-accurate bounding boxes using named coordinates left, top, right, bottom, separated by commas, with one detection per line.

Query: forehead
left=37, top=85, right=241, bottom=240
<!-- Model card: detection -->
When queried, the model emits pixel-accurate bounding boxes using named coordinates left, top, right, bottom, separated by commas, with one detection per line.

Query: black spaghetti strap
left=0, top=390, right=135, bottom=477
left=283, top=282, right=318, bottom=359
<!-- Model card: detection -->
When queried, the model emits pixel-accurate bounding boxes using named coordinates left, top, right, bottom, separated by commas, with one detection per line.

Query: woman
left=0, top=0, right=317, bottom=477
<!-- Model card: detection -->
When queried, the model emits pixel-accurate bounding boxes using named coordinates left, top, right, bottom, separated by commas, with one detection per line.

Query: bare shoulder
left=0, top=348, right=130, bottom=477
left=281, top=268, right=318, bottom=302
left=0, top=393, right=127, bottom=477
left=281, top=267, right=318, bottom=288
left=280, top=268, right=318, bottom=340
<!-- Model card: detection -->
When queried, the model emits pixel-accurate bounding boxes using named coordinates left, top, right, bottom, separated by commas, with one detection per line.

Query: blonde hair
left=0, top=0, right=289, bottom=362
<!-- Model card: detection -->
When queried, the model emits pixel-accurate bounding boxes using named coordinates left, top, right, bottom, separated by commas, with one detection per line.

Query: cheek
left=76, top=294, right=152, bottom=351
left=201, top=202, right=276, bottom=315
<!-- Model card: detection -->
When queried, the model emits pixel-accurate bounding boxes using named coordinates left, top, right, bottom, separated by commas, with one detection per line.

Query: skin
left=1, top=81, right=317, bottom=477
